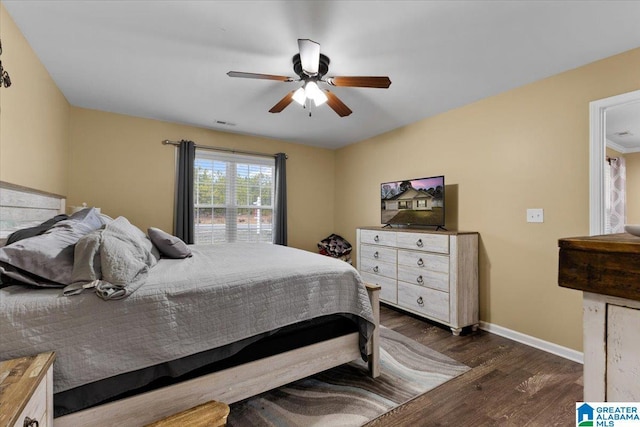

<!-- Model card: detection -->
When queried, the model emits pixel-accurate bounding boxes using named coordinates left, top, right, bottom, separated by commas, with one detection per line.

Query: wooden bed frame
left=0, top=181, right=66, bottom=245
left=0, top=181, right=380, bottom=427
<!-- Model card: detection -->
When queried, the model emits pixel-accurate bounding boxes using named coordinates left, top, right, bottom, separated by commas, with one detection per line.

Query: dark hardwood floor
left=365, top=305, right=583, bottom=427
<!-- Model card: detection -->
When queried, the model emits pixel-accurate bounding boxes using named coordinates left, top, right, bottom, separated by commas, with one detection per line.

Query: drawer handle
left=417, top=275, right=424, bottom=285
left=24, top=417, right=39, bottom=427
left=373, top=251, right=379, bottom=259
left=417, top=296, right=424, bottom=306
left=373, top=266, right=379, bottom=273
left=417, top=258, right=424, bottom=267
left=416, top=238, right=423, bottom=248
left=374, top=235, right=380, bottom=242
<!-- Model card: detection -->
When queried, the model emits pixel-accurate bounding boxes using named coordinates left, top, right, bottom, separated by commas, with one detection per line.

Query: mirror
left=605, top=102, right=640, bottom=233
left=590, top=90, right=640, bottom=235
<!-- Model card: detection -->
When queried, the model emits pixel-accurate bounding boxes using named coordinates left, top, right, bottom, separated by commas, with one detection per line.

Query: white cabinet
left=357, top=228, right=479, bottom=335
left=583, top=293, right=640, bottom=401
left=607, top=304, right=640, bottom=401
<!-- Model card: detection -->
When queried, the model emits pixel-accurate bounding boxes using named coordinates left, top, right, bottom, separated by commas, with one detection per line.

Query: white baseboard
left=479, top=321, right=584, bottom=364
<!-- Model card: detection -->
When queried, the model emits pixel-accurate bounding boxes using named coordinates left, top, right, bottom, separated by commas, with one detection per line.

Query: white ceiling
left=606, top=102, right=640, bottom=152
left=4, top=1, right=640, bottom=150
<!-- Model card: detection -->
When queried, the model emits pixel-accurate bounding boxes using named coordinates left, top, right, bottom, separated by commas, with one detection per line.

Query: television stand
left=381, top=224, right=447, bottom=231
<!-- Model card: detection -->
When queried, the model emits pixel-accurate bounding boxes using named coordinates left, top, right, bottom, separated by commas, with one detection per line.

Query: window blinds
left=194, top=150, right=275, bottom=244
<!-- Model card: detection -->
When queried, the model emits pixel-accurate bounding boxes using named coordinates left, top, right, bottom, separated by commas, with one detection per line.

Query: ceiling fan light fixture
left=305, top=81, right=328, bottom=106
left=313, top=91, right=328, bottom=106
left=292, top=87, right=306, bottom=105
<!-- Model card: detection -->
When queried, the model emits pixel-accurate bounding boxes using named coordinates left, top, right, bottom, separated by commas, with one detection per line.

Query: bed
left=0, top=181, right=380, bottom=426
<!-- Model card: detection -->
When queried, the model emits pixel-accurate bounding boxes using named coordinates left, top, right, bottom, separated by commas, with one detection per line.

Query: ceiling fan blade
left=227, top=71, right=294, bottom=82
left=298, top=39, right=320, bottom=76
left=269, top=91, right=296, bottom=113
left=326, top=76, right=392, bottom=88
left=325, top=90, right=352, bottom=117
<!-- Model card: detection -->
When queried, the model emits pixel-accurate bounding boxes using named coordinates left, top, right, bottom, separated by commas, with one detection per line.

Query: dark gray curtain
left=273, top=153, right=287, bottom=246
left=174, top=140, right=195, bottom=244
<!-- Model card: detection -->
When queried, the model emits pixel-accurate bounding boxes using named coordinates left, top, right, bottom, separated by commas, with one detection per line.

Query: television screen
left=381, top=176, right=445, bottom=227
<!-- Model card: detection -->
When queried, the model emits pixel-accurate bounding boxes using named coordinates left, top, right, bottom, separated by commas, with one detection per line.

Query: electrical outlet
left=527, top=208, right=544, bottom=223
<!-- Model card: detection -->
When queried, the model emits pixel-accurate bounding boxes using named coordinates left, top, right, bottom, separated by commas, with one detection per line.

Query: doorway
left=589, top=90, right=640, bottom=235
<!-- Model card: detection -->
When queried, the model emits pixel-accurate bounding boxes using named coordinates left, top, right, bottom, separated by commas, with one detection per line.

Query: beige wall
left=0, top=3, right=70, bottom=195
left=626, top=151, right=640, bottom=224
left=335, top=47, right=640, bottom=352
left=5, top=0, right=640, bottom=352
left=68, top=107, right=335, bottom=252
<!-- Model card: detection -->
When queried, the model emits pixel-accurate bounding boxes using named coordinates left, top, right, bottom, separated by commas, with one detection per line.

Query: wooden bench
left=145, top=400, right=230, bottom=427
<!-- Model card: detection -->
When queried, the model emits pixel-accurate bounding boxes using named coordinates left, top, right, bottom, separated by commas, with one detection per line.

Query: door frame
left=589, top=89, right=640, bottom=235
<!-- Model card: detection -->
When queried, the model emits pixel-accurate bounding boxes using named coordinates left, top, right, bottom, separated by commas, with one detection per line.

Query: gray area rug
left=228, top=326, right=469, bottom=426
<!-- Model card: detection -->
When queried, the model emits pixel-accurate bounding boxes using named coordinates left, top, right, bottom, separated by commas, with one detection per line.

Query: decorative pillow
left=6, top=214, right=69, bottom=245
left=317, top=234, right=352, bottom=257
left=0, top=208, right=105, bottom=287
left=148, top=227, right=192, bottom=259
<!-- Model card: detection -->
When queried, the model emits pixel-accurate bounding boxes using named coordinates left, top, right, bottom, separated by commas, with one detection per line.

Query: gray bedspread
left=0, top=243, right=374, bottom=393
left=64, top=216, right=159, bottom=300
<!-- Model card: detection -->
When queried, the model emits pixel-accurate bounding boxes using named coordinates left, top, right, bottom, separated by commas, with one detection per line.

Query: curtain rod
left=162, top=140, right=287, bottom=159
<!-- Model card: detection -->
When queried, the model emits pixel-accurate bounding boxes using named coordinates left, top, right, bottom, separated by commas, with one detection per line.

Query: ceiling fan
left=227, top=39, right=391, bottom=117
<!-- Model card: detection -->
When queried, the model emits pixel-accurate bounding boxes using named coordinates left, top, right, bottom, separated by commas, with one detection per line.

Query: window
left=194, top=150, right=274, bottom=244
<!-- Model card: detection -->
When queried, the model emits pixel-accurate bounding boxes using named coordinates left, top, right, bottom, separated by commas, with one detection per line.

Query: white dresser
left=357, top=227, right=479, bottom=335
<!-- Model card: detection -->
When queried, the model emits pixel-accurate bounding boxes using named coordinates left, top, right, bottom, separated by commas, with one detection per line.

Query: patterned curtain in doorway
left=607, top=156, right=626, bottom=234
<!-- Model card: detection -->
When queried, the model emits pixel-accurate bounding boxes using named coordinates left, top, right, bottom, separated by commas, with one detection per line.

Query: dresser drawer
left=360, top=229, right=396, bottom=247
left=14, top=370, right=48, bottom=427
left=360, top=244, right=396, bottom=264
left=398, top=264, right=449, bottom=292
left=360, top=272, right=397, bottom=303
left=396, top=232, right=448, bottom=254
left=360, top=258, right=397, bottom=279
left=398, top=282, right=449, bottom=323
left=397, top=250, right=448, bottom=273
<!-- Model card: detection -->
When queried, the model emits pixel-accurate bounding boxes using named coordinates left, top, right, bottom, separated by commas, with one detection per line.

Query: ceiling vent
left=614, top=130, right=633, bottom=137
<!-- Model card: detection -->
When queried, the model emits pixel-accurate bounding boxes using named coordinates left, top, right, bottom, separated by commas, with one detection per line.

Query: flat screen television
left=381, top=175, right=445, bottom=227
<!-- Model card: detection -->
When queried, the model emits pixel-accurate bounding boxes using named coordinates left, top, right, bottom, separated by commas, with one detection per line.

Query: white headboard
left=0, top=181, right=66, bottom=244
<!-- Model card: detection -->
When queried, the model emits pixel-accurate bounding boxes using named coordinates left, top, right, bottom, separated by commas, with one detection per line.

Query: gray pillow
left=148, top=227, right=192, bottom=259
left=0, top=208, right=105, bottom=286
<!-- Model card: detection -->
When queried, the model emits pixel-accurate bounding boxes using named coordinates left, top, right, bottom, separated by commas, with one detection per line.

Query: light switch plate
left=527, top=208, right=544, bottom=223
